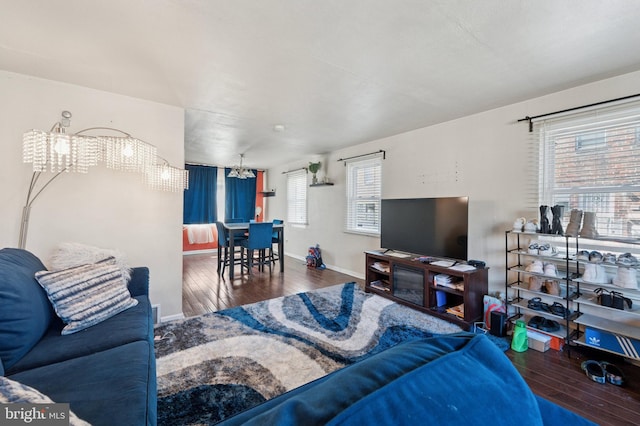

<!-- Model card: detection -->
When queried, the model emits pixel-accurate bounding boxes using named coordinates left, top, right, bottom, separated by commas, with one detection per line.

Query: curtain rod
left=337, top=149, right=386, bottom=164
left=185, top=161, right=264, bottom=172
left=518, top=93, right=640, bottom=132
left=282, top=167, right=307, bottom=174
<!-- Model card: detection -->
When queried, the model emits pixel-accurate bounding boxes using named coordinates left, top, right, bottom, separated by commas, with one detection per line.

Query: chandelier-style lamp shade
left=18, top=111, right=189, bottom=249
left=145, top=161, right=190, bottom=192
left=227, top=154, right=256, bottom=179
left=23, top=129, right=99, bottom=173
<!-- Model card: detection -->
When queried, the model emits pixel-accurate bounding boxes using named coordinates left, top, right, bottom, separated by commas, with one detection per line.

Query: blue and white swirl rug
left=154, top=282, right=462, bottom=425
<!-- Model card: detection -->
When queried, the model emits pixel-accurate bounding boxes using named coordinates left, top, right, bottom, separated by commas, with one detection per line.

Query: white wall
left=266, top=70, right=640, bottom=294
left=0, top=71, right=184, bottom=318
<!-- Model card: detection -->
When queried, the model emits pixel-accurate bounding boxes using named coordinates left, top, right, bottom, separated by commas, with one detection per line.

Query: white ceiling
left=2, top=1, right=640, bottom=170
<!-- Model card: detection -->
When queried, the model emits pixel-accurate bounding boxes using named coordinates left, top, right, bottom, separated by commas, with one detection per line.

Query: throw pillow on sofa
left=0, top=376, right=90, bottom=426
left=48, top=242, right=132, bottom=281
left=0, top=248, right=54, bottom=370
left=35, top=257, right=138, bottom=335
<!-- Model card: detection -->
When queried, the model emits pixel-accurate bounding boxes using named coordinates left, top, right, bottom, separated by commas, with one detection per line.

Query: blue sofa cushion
left=0, top=248, right=54, bottom=370
left=0, top=376, right=90, bottom=425
left=6, top=295, right=152, bottom=375
left=220, top=334, right=595, bottom=426
left=8, top=341, right=156, bottom=426
left=35, top=259, right=138, bottom=335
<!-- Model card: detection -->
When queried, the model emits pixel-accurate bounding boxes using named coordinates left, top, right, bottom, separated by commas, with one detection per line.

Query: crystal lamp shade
left=23, top=130, right=99, bottom=173
left=145, top=163, right=189, bottom=192
left=22, top=128, right=188, bottom=191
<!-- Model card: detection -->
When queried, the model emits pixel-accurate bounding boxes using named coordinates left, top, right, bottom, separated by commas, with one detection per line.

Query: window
left=287, top=169, right=307, bottom=225
left=535, top=101, right=640, bottom=237
left=345, top=156, right=382, bottom=234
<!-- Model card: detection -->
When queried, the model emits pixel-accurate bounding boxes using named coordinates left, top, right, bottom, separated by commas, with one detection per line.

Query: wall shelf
left=261, top=191, right=276, bottom=197
left=310, top=182, right=334, bottom=187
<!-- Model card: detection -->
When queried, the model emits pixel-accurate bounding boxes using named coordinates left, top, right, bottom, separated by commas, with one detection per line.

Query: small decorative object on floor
left=306, top=244, right=325, bottom=269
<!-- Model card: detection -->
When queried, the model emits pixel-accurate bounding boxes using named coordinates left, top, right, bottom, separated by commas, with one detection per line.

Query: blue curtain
left=225, top=168, right=257, bottom=222
left=183, top=165, right=217, bottom=224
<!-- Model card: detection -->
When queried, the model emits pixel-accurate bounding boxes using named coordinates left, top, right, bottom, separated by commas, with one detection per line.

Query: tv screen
left=380, top=197, right=468, bottom=260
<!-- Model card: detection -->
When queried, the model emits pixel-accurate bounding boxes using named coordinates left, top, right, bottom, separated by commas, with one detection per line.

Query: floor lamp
left=19, top=111, right=189, bottom=249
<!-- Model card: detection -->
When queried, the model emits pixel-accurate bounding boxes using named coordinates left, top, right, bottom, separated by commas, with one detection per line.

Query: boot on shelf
left=580, top=211, right=600, bottom=239
left=539, top=205, right=551, bottom=234
left=551, top=205, right=564, bottom=235
left=565, top=209, right=583, bottom=237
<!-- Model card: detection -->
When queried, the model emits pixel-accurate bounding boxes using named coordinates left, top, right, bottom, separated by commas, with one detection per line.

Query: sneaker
left=613, top=266, right=638, bottom=289
left=528, top=242, right=539, bottom=255
left=603, top=253, right=617, bottom=264
left=524, top=220, right=539, bottom=233
left=582, top=263, right=597, bottom=282
left=583, top=264, right=608, bottom=284
left=513, top=217, right=526, bottom=232
left=538, top=244, right=556, bottom=256
left=576, top=250, right=590, bottom=262
left=543, top=263, right=557, bottom=277
left=525, top=260, right=544, bottom=274
left=589, top=251, right=603, bottom=263
left=617, top=253, right=639, bottom=267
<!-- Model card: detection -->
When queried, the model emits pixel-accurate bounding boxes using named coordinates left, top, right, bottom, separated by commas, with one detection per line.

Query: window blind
left=287, top=169, right=307, bottom=225
left=345, top=155, right=382, bottom=234
left=533, top=100, right=640, bottom=238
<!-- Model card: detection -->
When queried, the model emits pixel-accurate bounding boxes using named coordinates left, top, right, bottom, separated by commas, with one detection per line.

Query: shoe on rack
left=582, top=263, right=597, bottom=282
left=551, top=205, right=565, bottom=235
left=513, top=217, right=526, bottom=232
left=550, top=302, right=570, bottom=319
left=617, top=253, right=639, bottom=267
left=538, top=244, right=556, bottom=256
left=576, top=250, right=590, bottom=262
left=528, top=275, right=544, bottom=291
left=528, top=242, right=539, bottom=255
left=589, top=251, right=603, bottom=263
left=524, top=220, right=539, bottom=233
left=565, top=209, right=583, bottom=237
left=543, top=263, right=558, bottom=277
left=539, top=205, right=551, bottom=234
left=545, top=280, right=561, bottom=296
left=580, top=211, right=600, bottom=239
left=525, top=260, right=544, bottom=274
left=613, top=266, right=638, bottom=289
left=603, top=253, right=617, bottom=264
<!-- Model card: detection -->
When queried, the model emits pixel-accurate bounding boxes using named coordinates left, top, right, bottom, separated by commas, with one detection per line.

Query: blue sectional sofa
left=219, top=333, right=595, bottom=426
left=0, top=248, right=156, bottom=425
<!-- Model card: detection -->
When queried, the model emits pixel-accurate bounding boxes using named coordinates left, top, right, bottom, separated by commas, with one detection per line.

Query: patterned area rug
left=154, top=282, right=463, bottom=425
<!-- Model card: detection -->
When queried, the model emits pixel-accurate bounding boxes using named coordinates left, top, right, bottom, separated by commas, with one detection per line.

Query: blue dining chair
left=271, top=219, right=283, bottom=265
left=240, top=222, right=274, bottom=274
left=215, top=221, right=244, bottom=275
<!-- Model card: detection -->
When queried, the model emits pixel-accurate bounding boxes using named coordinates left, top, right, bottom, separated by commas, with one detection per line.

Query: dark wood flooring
left=182, top=253, right=640, bottom=425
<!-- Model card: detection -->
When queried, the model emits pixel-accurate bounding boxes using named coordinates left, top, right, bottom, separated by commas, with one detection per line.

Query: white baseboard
left=183, top=249, right=217, bottom=255
left=160, top=312, right=185, bottom=323
left=284, top=252, right=363, bottom=280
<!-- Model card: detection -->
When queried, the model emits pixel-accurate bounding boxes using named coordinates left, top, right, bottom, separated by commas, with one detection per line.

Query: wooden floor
left=182, top=253, right=640, bottom=425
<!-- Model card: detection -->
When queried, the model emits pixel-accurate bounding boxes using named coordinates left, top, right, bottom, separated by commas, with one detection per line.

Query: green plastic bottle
left=511, top=319, right=528, bottom=352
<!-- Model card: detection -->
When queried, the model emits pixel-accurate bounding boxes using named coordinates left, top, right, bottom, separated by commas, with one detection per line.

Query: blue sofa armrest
left=128, top=267, right=149, bottom=297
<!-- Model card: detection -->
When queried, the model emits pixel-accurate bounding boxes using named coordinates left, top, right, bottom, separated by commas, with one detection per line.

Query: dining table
left=224, top=222, right=284, bottom=279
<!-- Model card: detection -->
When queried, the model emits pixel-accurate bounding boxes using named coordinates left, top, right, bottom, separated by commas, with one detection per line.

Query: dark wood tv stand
left=364, top=251, right=488, bottom=330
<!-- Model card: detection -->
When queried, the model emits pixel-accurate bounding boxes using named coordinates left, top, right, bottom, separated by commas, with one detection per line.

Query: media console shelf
left=364, top=251, right=488, bottom=330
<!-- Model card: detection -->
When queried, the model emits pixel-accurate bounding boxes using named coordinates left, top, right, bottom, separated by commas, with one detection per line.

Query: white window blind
left=345, top=156, right=382, bottom=234
left=287, top=169, right=307, bottom=225
left=534, top=100, right=640, bottom=238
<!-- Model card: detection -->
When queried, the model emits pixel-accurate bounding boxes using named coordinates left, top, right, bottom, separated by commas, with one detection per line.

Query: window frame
left=345, top=155, right=382, bottom=235
left=286, top=169, right=308, bottom=225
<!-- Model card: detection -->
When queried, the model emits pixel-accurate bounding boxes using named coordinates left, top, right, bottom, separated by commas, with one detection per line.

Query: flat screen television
left=380, top=197, right=468, bottom=260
